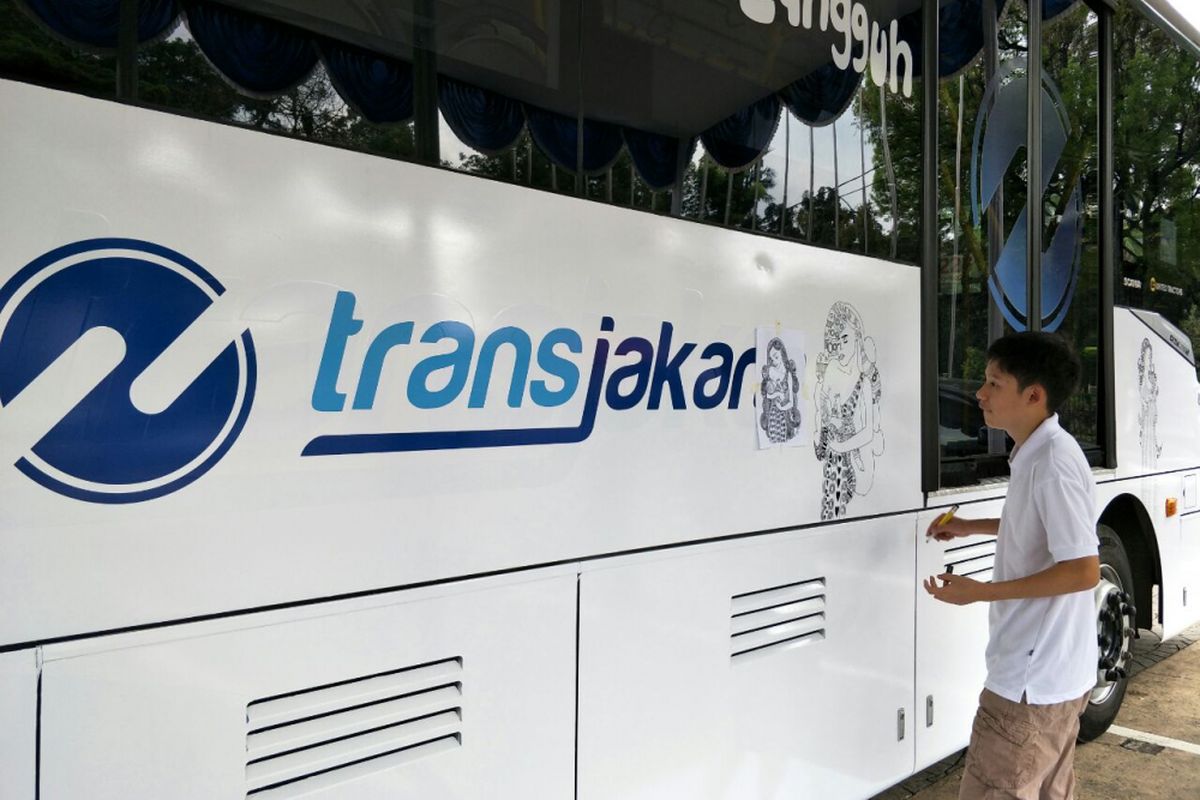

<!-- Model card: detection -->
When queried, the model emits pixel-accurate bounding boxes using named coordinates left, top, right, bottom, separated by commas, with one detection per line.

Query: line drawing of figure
left=813, top=302, right=884, bottom=520
left=1137, top=338, right=1161, bottom=467
left=759, top=336, right=802, bottom=445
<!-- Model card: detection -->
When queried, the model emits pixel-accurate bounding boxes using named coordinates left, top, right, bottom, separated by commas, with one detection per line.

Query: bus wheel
left=1079, top=525, right=1136, bottom=742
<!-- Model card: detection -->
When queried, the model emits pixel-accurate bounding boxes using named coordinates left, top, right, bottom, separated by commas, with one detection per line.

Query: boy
left=925, top=332, right=1100, bottom=800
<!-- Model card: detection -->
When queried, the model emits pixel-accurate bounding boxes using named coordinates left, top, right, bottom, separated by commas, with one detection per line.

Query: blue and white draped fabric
left=936, top=0, right=1009, bottom=79
left=20, top=0, right=179, bottom=50
left=700, top=95, right=782, bottom=172
left=780, top=62, right=863, bottom=128
left=186, top=1, right=317, bottom=96
left=623, top=129, right=697, bottom=191
left=320, top=40, right=413, bottom=124
left=1042, top=0, right=1078, bottom=19
left=438, top=78, right=525, bottom=155
left=17, top=0, right=1083, bottom=180
left=525, top=106, right=623, bottom=174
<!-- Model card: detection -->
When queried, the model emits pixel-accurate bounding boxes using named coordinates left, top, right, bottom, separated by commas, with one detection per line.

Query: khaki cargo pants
left=959, top=688, right=1091, bottom=800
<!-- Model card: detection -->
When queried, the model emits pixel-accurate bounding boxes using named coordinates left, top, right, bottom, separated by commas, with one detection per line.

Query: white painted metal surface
left=1159, top=471, right=1200, bottom=637
left=1109, top=307, right=1200, bottom=636
left=1177, top=512, right=1200, bottom=634
left=1113, top=307, right=1200, bottom=480
left=0, top=77, right=921, bottom=648
left=0, top=649, right=37, bottom=800
left=38, top=571, right=576, bottom=800
left=913, top=503, right=1002, bottom=769
left=577, top=517, right=917, bottom=800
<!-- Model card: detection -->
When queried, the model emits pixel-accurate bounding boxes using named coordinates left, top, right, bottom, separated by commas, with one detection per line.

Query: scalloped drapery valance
left=20, top=0, right=1082, bottom=184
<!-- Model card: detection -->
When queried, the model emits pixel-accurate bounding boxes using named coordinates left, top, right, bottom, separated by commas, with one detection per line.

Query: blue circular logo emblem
left=0, top=239, right=256, bottom=503
left=970, top=60, right=1083, bottom=332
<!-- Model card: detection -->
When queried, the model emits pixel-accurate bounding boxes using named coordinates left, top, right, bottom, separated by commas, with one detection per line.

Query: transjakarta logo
left=0, top=240, right=754, bottom=501
left=0, top=239, right=256, bottom=503
left=301, top=291, right=755, bottom=457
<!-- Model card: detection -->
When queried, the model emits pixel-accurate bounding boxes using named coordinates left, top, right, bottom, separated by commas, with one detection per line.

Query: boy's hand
left=923, top=573, right=989, bottom=605
left=926, top=516, right=973, bottom=541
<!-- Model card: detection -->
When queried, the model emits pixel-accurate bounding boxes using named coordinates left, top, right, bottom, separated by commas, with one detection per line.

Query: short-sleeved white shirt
left=985, top=414, right=1099, bottom=705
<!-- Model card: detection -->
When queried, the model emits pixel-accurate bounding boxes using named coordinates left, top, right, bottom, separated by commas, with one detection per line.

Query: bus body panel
left=38, top=570, right=577, bottom=800
left=1156, top=468, right=1200, bottom=637
left=1113, top=307, right=1200, bottom=480
left=0, top=77, right=921, bottom=648
left=1111, top=307, right=1200, bottom=636
left=1179, top=512, right=1200, bottom=635
left=913, top=501, right=1003, bottom=768
left=0, top=650, right=37, bottom=800
left=24, top=470, right=1195, bottom=800
left=577, top=515, right=916, bottom=800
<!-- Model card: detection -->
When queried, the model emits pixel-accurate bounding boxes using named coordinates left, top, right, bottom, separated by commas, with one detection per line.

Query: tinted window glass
left=1114, top=0, right=1200, bottom=365
left=1043, top=3, right=1100, bottom=454
left=0, top=0, right=116, bottom=97
left=0, top=0, right=923, bottom=264
left=936, top=0, right=1103, bottom=487
left=937, top=0, right=1031, bottom=485
left=439, top=0, right=926, bottom=261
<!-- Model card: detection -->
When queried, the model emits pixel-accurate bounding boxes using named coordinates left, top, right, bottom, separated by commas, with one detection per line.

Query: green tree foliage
left=0, top=0, right=415, bottom=158
left=0, top=0, right=114, bottom=96
left=919, top=2, right=1111, bottom=457
left=1181, top=304, right=1200, bottom=351
left=856, top=81, right=924, bottom=265
left=919, top=0, right=1031, bottom=448
left=1113, top=0, right=1200, bottom=340
left=452, top=134, right=585, bottom=197
left=137, top=39, right=241, bottom=119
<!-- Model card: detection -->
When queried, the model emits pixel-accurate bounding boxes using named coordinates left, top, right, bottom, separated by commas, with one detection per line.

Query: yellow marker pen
left=935, top=504, right=959, bottom=526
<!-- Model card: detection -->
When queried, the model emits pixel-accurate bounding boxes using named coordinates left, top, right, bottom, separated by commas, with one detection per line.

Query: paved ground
left=872, top=619, right=1200, bottom=800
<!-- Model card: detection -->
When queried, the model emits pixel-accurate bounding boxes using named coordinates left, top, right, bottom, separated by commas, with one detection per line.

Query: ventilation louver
left=730, top=578, right=826, bottom=663
left=944, top=540, right=997, bottom=583
left=245, top=657, right=463, bottom=798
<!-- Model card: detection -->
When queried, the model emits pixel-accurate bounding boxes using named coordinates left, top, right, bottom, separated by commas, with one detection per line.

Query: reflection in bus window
left=0, top=0, right=925, bottom=265
left=1114, top=0, right=1200, bottom=377
left=439, top=0, right=924, bottom=263
left=1042, top=3, right=1100, bottom=460
left=0, top=0, right=116, bottom=98
left=936, top=0, right=1103, bottom=487
left=938, top=0, right=1032, bottom=486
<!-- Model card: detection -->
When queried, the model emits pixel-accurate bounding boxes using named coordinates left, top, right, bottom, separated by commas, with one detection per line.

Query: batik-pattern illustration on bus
left=1137, top=338, right=1161, bottom=468
left=759, top=336, right=803, bottom=445
left=814, top=302, right=884, bottom=520
left=757, top=328, right=806, bottom=449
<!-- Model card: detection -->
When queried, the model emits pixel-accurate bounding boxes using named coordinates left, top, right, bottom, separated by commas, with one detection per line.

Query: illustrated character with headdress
left=1137, top=338, right=1161, bottom=468
left=760, top=336, right=802, bottom=444
left=814, top=302, right=884, bottom=520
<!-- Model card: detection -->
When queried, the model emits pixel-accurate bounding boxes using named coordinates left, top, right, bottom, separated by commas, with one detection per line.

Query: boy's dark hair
left=986, top=331, right=1081, bottom=412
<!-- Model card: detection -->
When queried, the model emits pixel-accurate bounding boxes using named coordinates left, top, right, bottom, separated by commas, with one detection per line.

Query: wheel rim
left=1091, top=564, right=1134, bottom=705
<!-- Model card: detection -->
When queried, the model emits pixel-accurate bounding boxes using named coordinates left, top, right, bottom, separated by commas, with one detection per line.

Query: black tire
left=1078, top=524, right=1136, bottom=742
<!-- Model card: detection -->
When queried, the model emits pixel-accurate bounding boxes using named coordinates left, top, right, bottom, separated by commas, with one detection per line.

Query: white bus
left=1, top=0, right=1198, bottom=798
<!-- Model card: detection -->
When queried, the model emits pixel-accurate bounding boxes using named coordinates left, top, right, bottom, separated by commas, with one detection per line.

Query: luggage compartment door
left=578, top=518, right=917, bottom=800
left=39, top=572, right=576, bottom=800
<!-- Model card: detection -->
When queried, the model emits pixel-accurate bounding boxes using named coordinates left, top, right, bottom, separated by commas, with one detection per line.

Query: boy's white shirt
left=985, top=413, right=1101, bottom=705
